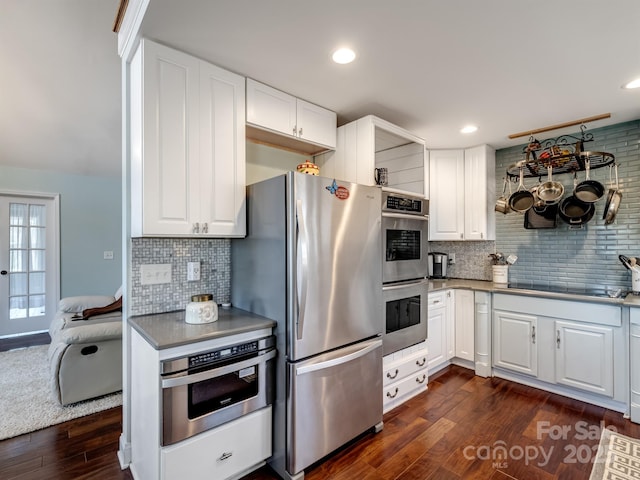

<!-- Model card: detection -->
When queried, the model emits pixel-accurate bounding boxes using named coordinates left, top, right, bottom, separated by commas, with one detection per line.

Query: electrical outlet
left=140, top=264, right=172, bottom=285
left=187, top=261, right=201, bottom=281
left=449, top=253, right=456, bottom=264
left=103, top=251, right=114, bottom=260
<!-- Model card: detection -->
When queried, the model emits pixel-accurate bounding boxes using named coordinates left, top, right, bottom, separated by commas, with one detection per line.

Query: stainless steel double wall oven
left=381, top=189, right=429, bottom=355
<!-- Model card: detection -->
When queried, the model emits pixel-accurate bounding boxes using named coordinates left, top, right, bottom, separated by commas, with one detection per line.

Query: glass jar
left=185, top=294, right=218, bottom=324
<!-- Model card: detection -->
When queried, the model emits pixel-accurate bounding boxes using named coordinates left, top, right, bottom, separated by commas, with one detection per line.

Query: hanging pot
left=537, top=165, right=564, bottom=205
left=574, top=157, right=605, bottom=203
left=603, top=163, right=622, bottom=225
left=558, top=195, right=595, bottom=225
left=495, top=177, right=512, bottom=214
left=508, top=166, right=534, bottom=213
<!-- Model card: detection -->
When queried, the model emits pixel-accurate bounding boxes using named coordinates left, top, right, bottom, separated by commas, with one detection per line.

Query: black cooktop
left=505, top=282, right=629, bottom=299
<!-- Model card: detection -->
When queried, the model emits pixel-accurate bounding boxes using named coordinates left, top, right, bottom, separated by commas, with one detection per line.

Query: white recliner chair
left=47, top=286, right=123, bottom=405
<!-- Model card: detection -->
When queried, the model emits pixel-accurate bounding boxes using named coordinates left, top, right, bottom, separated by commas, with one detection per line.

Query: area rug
left=590, top=427, right=640, bottom=480
left=0, top=344, right=122, bottom=440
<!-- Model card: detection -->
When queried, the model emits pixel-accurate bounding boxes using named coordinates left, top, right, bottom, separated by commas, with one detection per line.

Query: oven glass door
left=188, top=364, right=259, bottom=419
left=382, top=215, right=428, bottom=283
left=382, top=280, right=427, bottom=355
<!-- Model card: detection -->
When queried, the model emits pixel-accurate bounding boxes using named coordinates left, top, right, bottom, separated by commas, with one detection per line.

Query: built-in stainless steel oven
left=382, top=279, right=428, bottom=355
left=382, top=189, right=429, bottom=284
left=160, top=335, right=276, bottom=446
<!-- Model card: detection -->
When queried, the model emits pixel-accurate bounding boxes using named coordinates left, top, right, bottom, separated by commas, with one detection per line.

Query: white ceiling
left=3, top=1, right=640, bottom=178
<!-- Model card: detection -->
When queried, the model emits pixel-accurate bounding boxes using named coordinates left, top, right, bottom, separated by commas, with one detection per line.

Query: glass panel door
left=0, top=195, right=58, bottom=336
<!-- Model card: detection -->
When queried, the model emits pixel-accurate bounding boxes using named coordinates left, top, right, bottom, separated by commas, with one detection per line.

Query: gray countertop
left=129, top=307, right=276, bottom=350
left=427, top=278, right=640, bottom=307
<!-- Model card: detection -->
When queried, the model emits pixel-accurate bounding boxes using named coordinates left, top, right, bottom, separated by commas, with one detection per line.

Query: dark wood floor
left=2, top=365, right=639, bottom=479
left=0, top=332, right=50, bottom=352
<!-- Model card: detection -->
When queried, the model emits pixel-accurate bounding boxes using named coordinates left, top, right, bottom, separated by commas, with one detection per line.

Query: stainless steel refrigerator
left=232, top=172, right=383, bottom=480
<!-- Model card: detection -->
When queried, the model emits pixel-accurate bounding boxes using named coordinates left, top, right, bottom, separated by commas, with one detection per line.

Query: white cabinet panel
left=246, top=79, right=336, bottom=149
left=382, top=342, right=428, bottom=413
left=455, top=289, right=475, bottom=361
left=161, top=407, right=271, bottom=480
left=427, top=293, right=448, bottom=370
left=429, top=146, right=495, bottom=241
left=493, top=310, right=537, bottom=376
left=555, top=320, right=613, bottom=397
left=131, top=39, right=246, bottom=237
left=631, top=310, right=640, bottom=423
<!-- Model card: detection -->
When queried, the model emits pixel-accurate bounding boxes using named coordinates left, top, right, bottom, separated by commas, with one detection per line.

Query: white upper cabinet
left=246, top=79, right=336, bottom=150
left=318, top=115, right=427, bottom=195
left=429, top=145, right=495, bottom=241
left=130, top=39, right=246, bottom=237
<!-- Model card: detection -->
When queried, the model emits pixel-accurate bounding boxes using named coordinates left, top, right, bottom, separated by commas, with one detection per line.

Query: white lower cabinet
left=426, top=291, right=448, bottom=370
left=383, top=341, right=428, bottom=413
left=492, top=294, right=626, bottom=410
left=630, top=308, right=640, bottom=423
left=493, top=310, right=538, bottom=377
left=454, top=289, right=475, bottom=361
left=161, top=407, right=271, bottom=480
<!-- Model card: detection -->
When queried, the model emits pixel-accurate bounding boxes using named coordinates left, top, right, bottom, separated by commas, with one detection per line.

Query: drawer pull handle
left=557, top=330, right=561, bottom=349
left=416, top=358, right=426, bottom=367
left=531, top=326, right=536, bottom=344
left=416, top=374, right=427, bottom=384
left=386, top=369, right=399, bottom=380
left=432, top=299, right=441, bottom=304
left=386, top=387, right=399, bottom=399
left=218, top=452, right=233, bottom=461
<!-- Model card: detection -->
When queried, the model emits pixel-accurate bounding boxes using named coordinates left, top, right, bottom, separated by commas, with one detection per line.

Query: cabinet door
left=296, top=99, right=337, bottom=148
left=555, top=320, right=613, bottom=397
left=455, top=289, right=475, bottom=361
left=139, top=39, right=200, bottom=236
left=199, top=63, right=246, bottom=237
left=246, top=79, right=297, bottom=137
left=631, top=311, right=640, bottom=422
left=464, top=145, right=495, bottom=241
left=493, top=310, right=537, bottom=376
left=446, top=290, right=455, bottom=360
left=427, top=297, right=447, bottom=369
left=429, top=150, right=465, bottom=240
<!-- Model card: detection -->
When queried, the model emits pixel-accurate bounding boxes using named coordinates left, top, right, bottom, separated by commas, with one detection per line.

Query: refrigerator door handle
left=295, top=340, right=381, bottom=375
left=296, top=199, right=308, bottom=340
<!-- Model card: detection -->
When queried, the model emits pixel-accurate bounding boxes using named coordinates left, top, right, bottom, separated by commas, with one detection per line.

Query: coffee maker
left=428, top=252, right=449, bottom=279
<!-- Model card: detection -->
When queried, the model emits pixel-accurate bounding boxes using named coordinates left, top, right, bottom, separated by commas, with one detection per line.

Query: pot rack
left=505, top=125, right=615, bottom=180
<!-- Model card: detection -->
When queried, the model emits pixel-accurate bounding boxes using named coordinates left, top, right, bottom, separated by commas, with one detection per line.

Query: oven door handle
left=382, top=212, right=429, bottom=221
left=161, top=349, right=276, bottom=389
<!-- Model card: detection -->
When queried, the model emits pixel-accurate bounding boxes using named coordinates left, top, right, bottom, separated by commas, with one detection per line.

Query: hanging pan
left=603, top=163, right=622, bottom=225
left=537, top=165, right=564, bottom=205
left=508, top=166, right=534, bottom=213
left=495, top=177, right=512, bottom=214
left=558, top=195, right=595, bottom=226
left=574, top=156, right=605, bottom=203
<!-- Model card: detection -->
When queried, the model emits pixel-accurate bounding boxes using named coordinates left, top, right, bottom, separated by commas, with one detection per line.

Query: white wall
left=0, top=165, right=122, bottom=297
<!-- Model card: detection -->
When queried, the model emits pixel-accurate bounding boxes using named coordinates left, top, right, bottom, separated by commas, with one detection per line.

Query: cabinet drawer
left=383, top=368, right=428, bottom=407
left=428, top=291, right=446, bottom=307
left=161, top=407, right=271, bottom=480
left=383, top=350, right=428, bottom=386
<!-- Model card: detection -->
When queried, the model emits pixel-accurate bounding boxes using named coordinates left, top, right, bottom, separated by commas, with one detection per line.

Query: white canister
left=633, top=269, right=640, bottom=294
left=185, top=294, right=218, bottom=324
left=492, top=265, right=509, bottom=284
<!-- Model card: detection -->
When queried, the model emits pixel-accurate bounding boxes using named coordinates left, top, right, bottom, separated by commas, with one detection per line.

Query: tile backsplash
left=130, top=238, right=230, bottom=316
left=429, top=241, right=496, bottom=280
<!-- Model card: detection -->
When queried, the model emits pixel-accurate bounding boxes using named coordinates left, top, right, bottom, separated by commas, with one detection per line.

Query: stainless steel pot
left=495, top=177, right=511, bottom=214
left=537, top=165, right=564, bottom=205
left=574, top=157, right=605, bottom=203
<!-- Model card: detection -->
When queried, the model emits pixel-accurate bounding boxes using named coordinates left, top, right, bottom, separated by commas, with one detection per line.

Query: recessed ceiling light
left=622, top=78, right=640, bottom=89
left=460, top=125, right=478, bottom=134
left=332, top=48, right=356, bottom=64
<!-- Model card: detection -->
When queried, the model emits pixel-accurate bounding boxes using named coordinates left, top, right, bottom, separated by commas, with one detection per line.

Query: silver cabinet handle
left=416, top=357, right=426, bottom=367
left=192, top=223, right=200, bottom=233
left=386, top=369, right=399, bottom=380
left=557, top=330, right=561, bottom=349
left=293, top=125, right=297, bottom=135
left=298, top=127, right=303, bottom=137
left=201, top=222, right=208, bottom=233
left=532, top=326, right=536, bottom=344
left=386, top=387, right=399, bottom=399
left=416, top=374, right=427, bottom=384
left=218, top=452, right=233, bottom=461
left=460, top=233, right=464, bottom=239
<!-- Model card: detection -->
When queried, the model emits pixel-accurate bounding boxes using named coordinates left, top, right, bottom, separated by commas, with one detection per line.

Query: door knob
left=0, top=270, right=7, bottom=275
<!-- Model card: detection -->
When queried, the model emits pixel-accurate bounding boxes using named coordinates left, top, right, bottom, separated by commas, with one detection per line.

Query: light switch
left=140, top=264, right=172, bottom=285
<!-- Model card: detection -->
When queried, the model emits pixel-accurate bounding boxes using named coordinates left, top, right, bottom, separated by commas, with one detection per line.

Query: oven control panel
left=188, top=341, right=258, bottom=369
